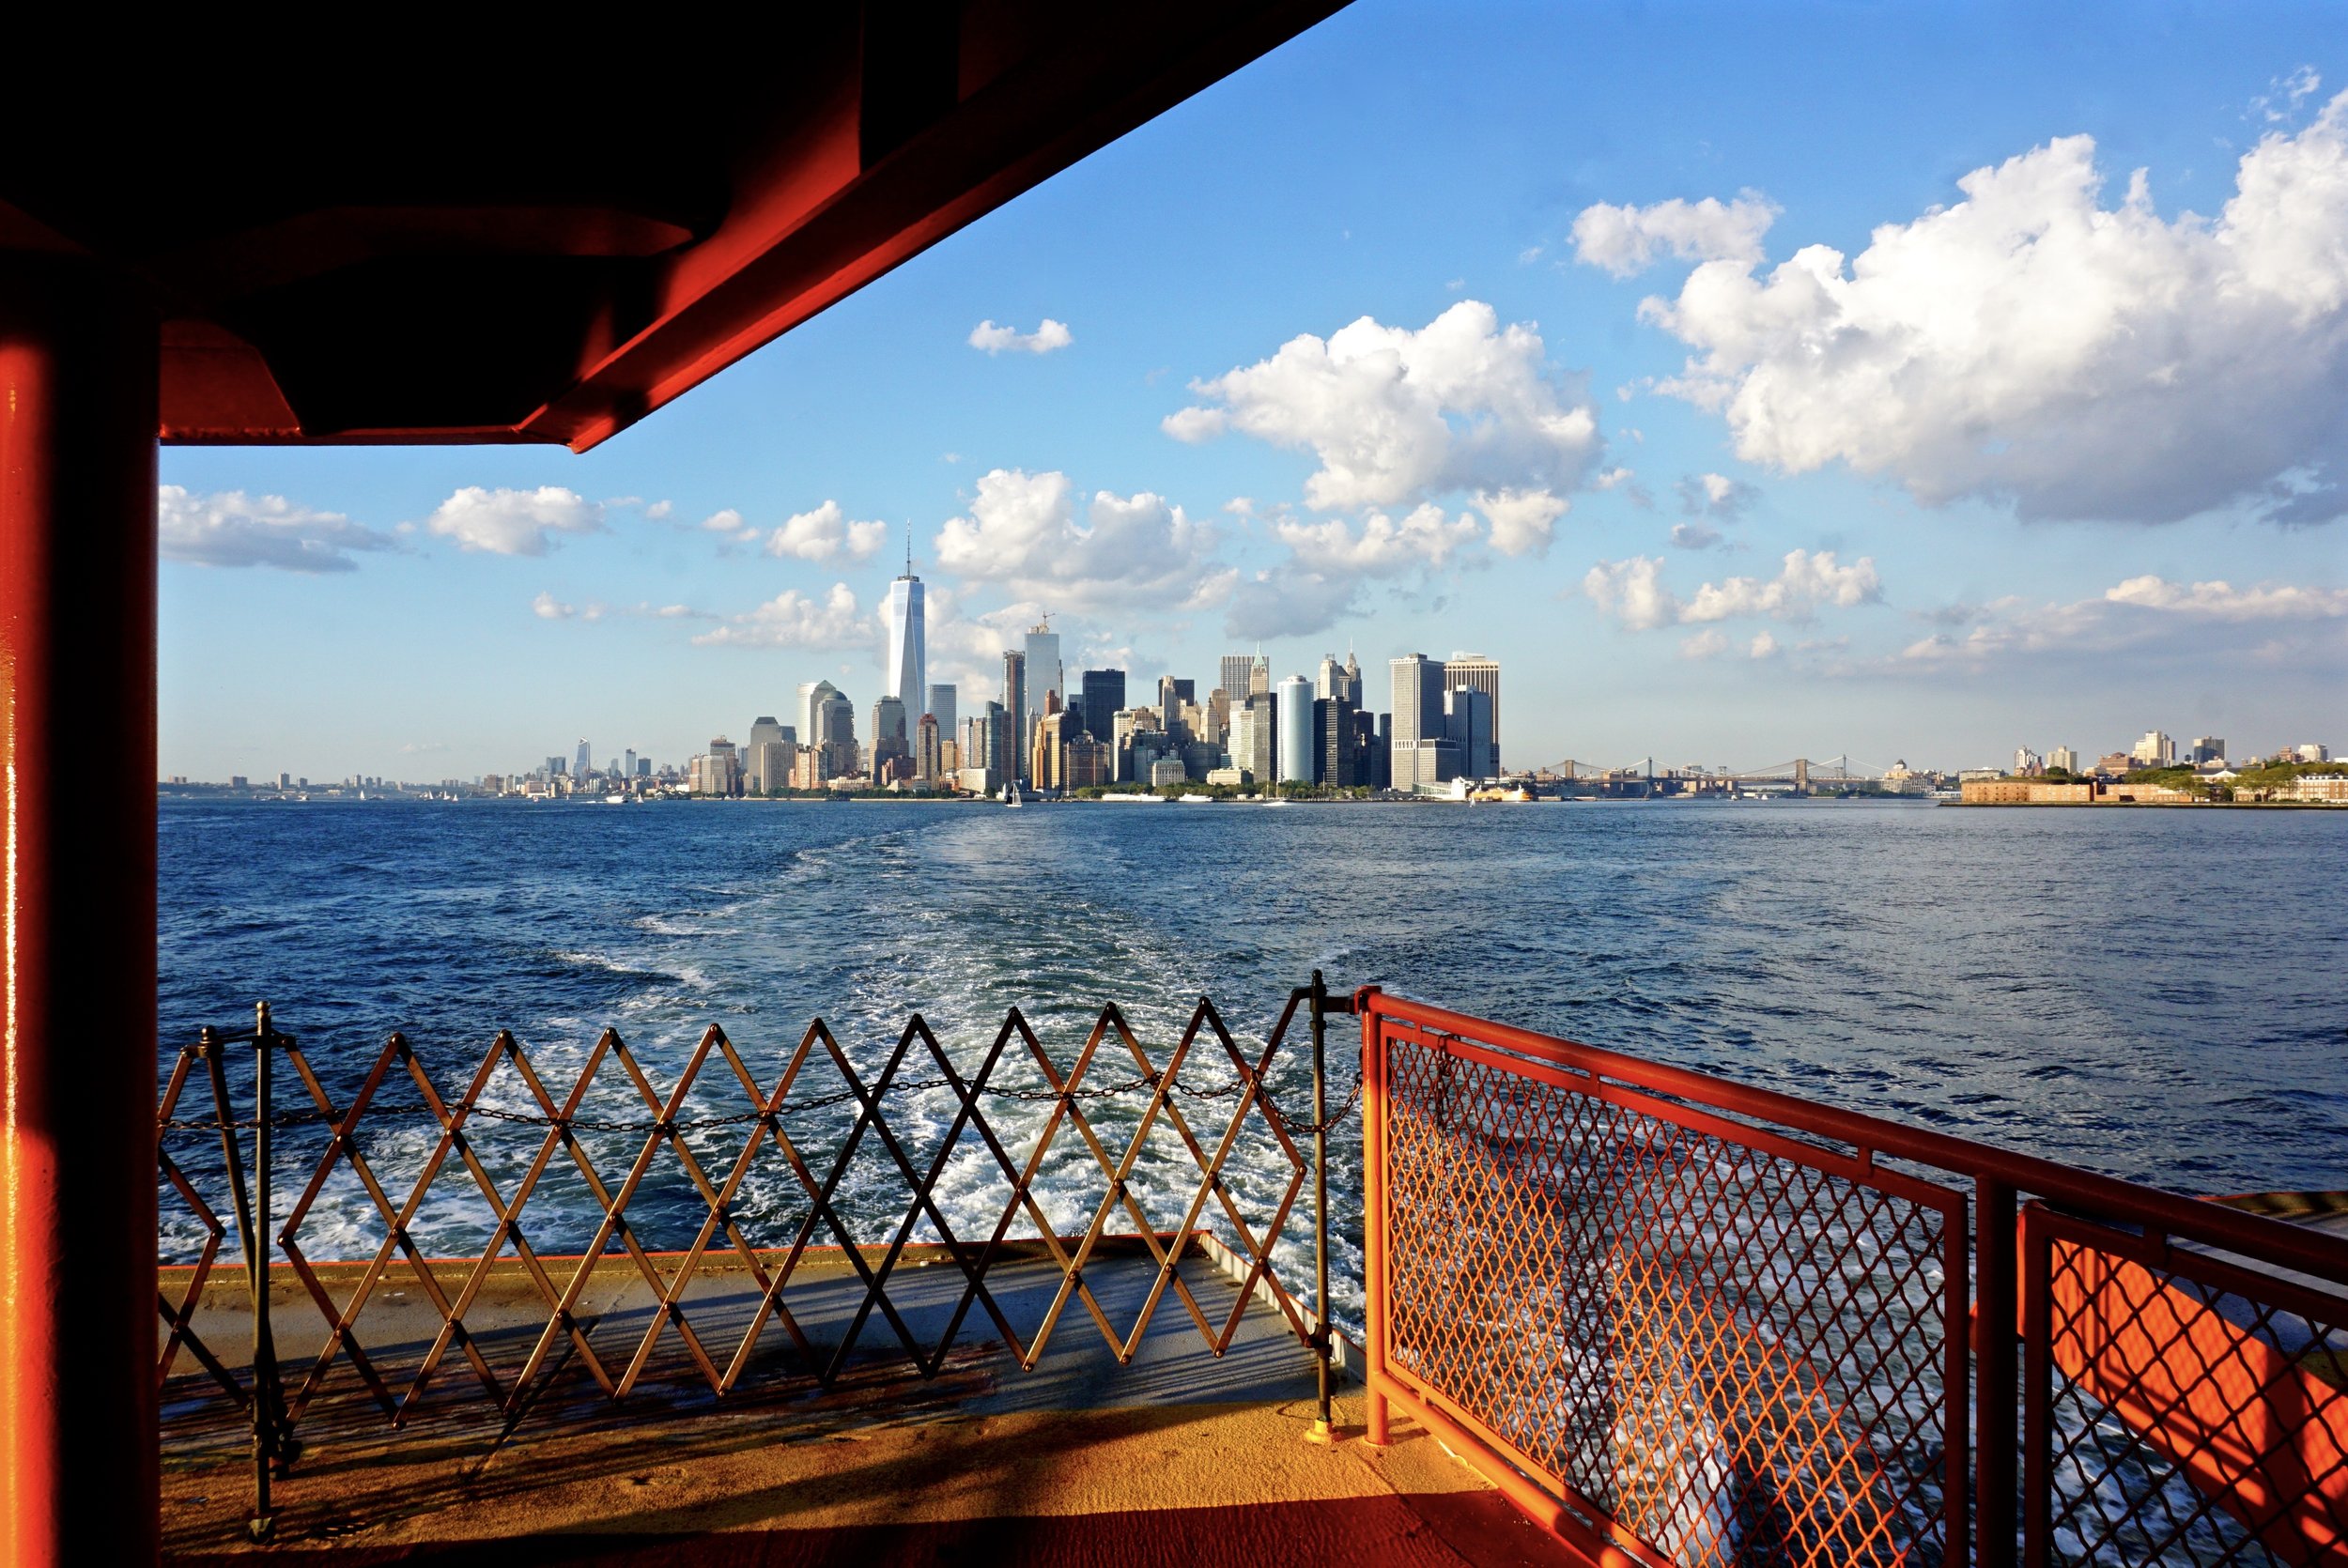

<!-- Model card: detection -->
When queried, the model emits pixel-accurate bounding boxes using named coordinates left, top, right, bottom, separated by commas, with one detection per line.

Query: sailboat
left=1006, top=781, right=1024, bottom=808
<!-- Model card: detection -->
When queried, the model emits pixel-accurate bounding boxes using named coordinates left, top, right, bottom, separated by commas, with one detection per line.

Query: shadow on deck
left=161, top=1242, right=1571, bottom=1566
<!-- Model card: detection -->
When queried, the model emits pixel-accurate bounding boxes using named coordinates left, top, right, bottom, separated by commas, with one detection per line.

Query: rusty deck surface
left=162, top=1243, right=1575, bottom=1566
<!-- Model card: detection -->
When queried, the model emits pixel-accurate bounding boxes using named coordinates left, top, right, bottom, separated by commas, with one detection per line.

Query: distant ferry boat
left=603, top=793, right=627, bottom=805
left=1104, top=792, right=1166, bottom=804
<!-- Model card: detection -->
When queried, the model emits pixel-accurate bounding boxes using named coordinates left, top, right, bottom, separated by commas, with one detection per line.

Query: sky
left=160, top=0, right=2348, bottom=781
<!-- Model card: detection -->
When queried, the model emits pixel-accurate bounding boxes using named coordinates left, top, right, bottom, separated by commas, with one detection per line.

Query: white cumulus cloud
left=532, top=591, right=575, bottom=620
left=1634, top=93, right=2348, bottom=525
left=932, top=468, right=1217, bottom=609
left=1585, top=549, right=1882, bottom=629
left=1164, top=300, right=1602, bottom=511
left=693, top=584, right=869, bottom=650
left=765, top=500, right=889, bottom=562
left=968, top=318, right=1074, bottom=355
left=1272, top=504, right=1482, bottom=576
left=159, top=485, right=396, bottom=573
left=425, top=486, right=604, bottom=555
left=1478, top=487, right=1570, bottom=557
left=1571, top=192, right=1779, bottom=277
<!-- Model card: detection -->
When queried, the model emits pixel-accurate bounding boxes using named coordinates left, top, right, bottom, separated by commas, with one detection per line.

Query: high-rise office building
left=1022, top=621, right=1061, bottom=746
left=623, top=747, right=637, bottom=780
left=799, top=679, right=842, bottom=744
left=1443, top=654, right=1502, bottom=773
left=1317, top=654, right=1365, bottom=706
left=915, top=714, right=941, bottom=783
left=1080, top=669, right=1126, bottom=744
left=1275, top=675, right=1313, bottom=785
left=1314, top=697, right=1355, bottom=786
left=2048, top=746, right=2079, bottom=775
left=872, top=696, right=910, bottom=780
left=927, top=684, right=956, bottom=741
left=1389, top=654, right=1446, bottom=792
left=1219, top=654, right=1253, bottom=707
left=1350, top=709, right=1383, bottom=789
left=747, top=716, right=792, bottom=794
left=1157, top=675, right=1194, bottom=729
left=2131, top=730, right=2176, bottom=766
left=1444, top=687, right=1494, bottom=779
left=2188, top=736, right=2226, bottom=765
left=885, top=532, right=925, bottom=710
left=704, top=737, right=739, bottom=796
left=1202, top=687, right=1230, bottom=747
left=1234, top=691, right=1277, bottom=783
left=1001, top=649, right=1027, bottom=783
left=575, top=738, right=592, bottom=779
left=815, top=691, right=857, bottom=778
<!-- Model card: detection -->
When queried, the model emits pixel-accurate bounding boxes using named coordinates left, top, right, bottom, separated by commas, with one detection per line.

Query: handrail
left=1362, top=990, right=2348, bottom=1284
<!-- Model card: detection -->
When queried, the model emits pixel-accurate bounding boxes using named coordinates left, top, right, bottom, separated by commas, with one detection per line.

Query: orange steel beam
left=0, top=254, right=161, bottom=1567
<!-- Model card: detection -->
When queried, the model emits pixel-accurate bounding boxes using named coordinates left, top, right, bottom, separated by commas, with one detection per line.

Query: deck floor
left=160, top=1245, right=1575, bottom=1566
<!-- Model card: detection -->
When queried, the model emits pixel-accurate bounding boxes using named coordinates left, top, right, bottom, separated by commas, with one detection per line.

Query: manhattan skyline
left=154, top=3, right=2347, bottom=782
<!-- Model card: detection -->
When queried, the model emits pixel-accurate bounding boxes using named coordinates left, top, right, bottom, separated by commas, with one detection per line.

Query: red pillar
left=0, top=254, right=160, bottom=1566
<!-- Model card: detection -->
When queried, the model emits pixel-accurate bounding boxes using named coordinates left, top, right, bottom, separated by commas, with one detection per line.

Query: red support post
left=0, top=252, right=160, bottom=1567
left=1356, top=987, right=1388, bottom=1447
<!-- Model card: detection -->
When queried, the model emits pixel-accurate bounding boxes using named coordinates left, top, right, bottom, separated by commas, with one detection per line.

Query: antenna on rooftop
left=904, top=519, right=913, bottom=576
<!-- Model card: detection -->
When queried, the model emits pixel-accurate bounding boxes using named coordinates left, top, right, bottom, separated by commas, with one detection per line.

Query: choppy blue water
left=158, top=796, right=2347, bottom=1295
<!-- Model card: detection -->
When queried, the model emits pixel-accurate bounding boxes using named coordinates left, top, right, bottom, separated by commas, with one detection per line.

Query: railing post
left=1357, top=985, right=1388, bottom=1448
left=1306, top=971, right=1334, bottom=1444
left=1976, top=1176, right=2017, bottom=1566
left=247, top=1001, right=286, bottom=1541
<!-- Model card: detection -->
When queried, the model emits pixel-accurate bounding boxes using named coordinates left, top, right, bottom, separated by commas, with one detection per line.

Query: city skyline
left=153, top=5, right=2347, bottom=781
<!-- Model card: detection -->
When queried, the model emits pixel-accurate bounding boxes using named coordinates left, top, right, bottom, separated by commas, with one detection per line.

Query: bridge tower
left=1795, top=757, right=1810, bottom=794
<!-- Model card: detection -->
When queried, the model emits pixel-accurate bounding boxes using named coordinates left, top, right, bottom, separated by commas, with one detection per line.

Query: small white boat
left=603, top=793, right=626, bottom=805
left=1006, top=783, right=1024, bottom=807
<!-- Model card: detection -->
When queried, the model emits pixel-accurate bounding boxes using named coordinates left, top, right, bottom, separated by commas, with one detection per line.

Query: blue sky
left=161, top=1, right=2348, bottom=780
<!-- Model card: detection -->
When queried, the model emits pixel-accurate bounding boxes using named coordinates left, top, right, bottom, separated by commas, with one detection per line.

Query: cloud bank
left=160, top=485, right=396, bottom=573
left=1610, top=91, right=2348, bottom=525
left=425, top=486, right=605, bottom=555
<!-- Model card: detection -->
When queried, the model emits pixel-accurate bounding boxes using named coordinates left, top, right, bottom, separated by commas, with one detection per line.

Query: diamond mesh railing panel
left=157, top=992, right=1333, bottom=1439
left=1375, top=1019, right=1963, bottom=1567
left=2028, top=1208, right=2348, bottom=1568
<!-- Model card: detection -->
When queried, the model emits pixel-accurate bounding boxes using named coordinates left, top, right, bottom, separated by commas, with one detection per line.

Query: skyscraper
left=1315, top=697, right=1355, bottom=786
left=623, top=747, right=637, bottom=780
left=872, top=696, right=909, bottom=780
left=1389, top=654, right=1446, bottom=792
left=1443, top=654, right=1502, bottom=772
left=747, top=716, right=791, bottom=794
left=1275, top=675, right=1314, bottom=785
left=1001, top=649, right=1027, bottom=783
left=927, top=683, right=956, bottom=741
left=1022, top=620, right=1062, bottom=740
left=575, top=738, right=592, bottom=780
left=1080, top=669, right=1125, bottom=743
left=815, top=691, right=857, bottom=778
left=1444, top=687, right=1494, bottom=779
left=885, top=530, right=925, bottom=710
left=799, top=679, right=841, bottom=744
left=1236, top=690, right=1277, bottom=783
left=1219, top=653, right=1253, bottom=706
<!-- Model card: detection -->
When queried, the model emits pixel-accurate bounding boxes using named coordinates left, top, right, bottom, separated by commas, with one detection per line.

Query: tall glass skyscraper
left=1022, top=620, right=1061, bottom=730
left=885, top=534, right=925, bottom=712
left=1275, top=675, right=1314, bottom=784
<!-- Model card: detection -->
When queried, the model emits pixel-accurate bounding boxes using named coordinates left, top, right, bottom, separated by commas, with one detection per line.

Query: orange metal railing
left=1356, top=990, right=2348, bottom=1568
left=159, top=990, right=1352, bottom=1540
